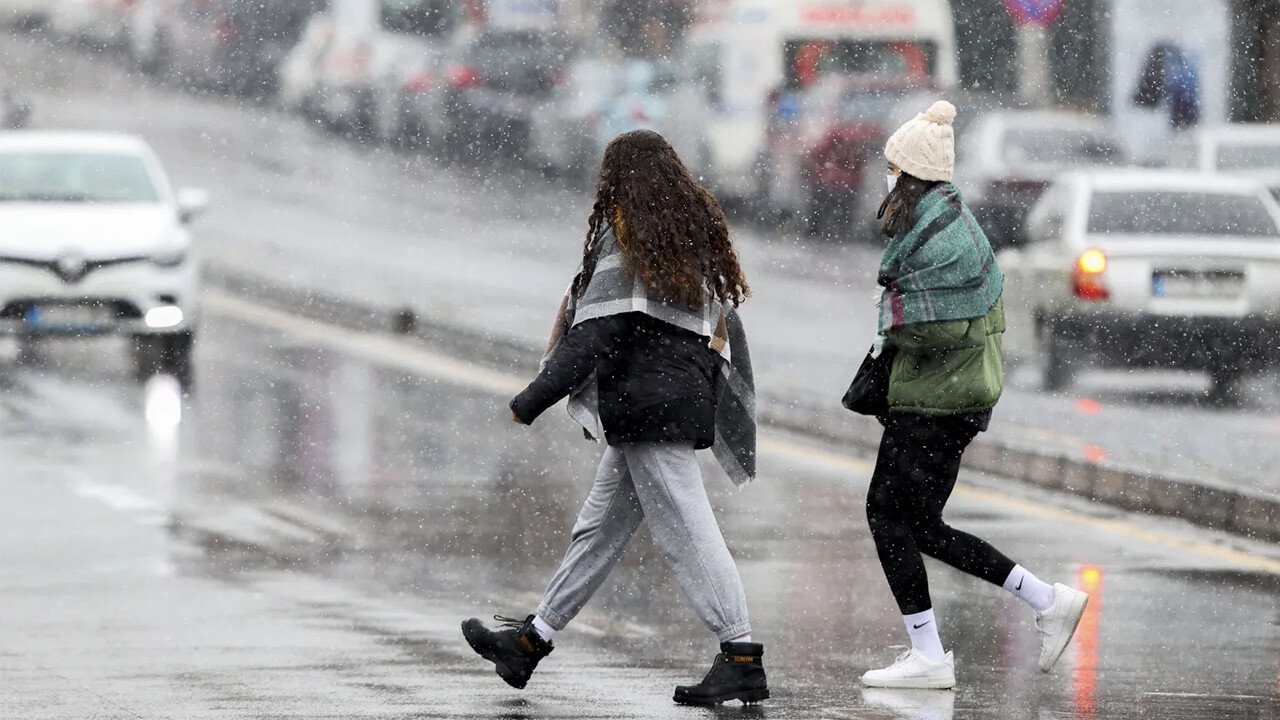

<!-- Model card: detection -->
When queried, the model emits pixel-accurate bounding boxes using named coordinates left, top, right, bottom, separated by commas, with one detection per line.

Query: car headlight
left=152, top=248, right=188, bottom=267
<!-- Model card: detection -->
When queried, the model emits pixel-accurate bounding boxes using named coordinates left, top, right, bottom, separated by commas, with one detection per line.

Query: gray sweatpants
left=535, top=442, right=752, bottom=642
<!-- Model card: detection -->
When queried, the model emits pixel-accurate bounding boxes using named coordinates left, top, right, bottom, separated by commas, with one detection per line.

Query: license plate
left=1152, top=270, right=1245, bottom=298
left=25, top=304, right=113, bottom=330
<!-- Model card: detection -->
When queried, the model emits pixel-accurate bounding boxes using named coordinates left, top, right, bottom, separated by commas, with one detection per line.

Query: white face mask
left=886, top=174, right=898, bottom=193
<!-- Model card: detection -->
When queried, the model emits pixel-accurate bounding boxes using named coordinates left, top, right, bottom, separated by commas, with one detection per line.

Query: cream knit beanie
left=884, top=100, right=956, bottom=182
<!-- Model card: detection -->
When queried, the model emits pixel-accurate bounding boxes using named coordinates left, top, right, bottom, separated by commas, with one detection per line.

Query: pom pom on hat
left=921, top=100, right=956, bottom=126
left=884, top=99, right=957, bottom=182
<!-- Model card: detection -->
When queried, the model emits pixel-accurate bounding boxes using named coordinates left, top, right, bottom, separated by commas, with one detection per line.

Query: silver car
left=1169, top=124, right=1280, bottom=200
left=1000, top=170, right=1280, bottom=399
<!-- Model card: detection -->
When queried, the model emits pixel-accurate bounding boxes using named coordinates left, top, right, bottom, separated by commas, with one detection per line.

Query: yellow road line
left=209, top=290, right=1280, bottom=577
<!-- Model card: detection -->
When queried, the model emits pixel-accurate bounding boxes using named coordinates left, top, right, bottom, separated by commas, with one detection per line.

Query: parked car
left=1169, top=124, right=1280, bottom=199
left=1000, top=170, right=1280, bottom=399
left=131, top=0, right=319, bottom=96
left=48, top=0, right=134, bottom=49
left=759, top=75, right=927, bottom=237
left=304, top=0, right=457, bottom=140
left=955, top=111, right=1128, bottom=249
left=383, top=42, right=453, bottom=147
left=443, top=28, right=573, bottom=158
left=277, top=12, right=332, bottom=114
left=0, top=132, right=207, bottom=380
left=526, top=56, right=624, bottom=180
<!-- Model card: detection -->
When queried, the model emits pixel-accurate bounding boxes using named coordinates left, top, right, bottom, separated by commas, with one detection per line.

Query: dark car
left=132, top=0, right=320, bottom=97
left=760, top=75, right=928, bottom=238
left=443, top=29, right=574, bottom=158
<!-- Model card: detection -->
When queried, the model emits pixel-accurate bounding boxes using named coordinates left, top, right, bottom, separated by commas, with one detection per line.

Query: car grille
left=0, top=299, right=143, bottom=320
left=0, top=255, right=149, bottom=283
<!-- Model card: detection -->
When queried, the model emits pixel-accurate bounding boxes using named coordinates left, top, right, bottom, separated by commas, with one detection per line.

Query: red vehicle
left=758, top=75, right=933, bottom=238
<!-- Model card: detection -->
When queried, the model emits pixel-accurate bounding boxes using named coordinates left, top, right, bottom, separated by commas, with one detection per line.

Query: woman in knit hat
left=858, top=101, right=1089, bottom=689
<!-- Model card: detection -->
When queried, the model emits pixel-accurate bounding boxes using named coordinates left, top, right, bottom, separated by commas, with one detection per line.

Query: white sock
left=903, top=609, right=946, bottom=663
left=730, top=633, right=752, bottom=643
left=1003, top=565, right=1055, bottom=613
left=531, top=615, right=556, bottom=644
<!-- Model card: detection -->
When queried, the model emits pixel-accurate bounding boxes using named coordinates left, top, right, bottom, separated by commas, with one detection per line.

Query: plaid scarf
left=544, top=225, right=757, bottom=486
left=878, top=183, right=1004, bottom=332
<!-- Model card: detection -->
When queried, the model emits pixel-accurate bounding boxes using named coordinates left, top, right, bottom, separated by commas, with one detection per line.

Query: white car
left=0, top=132, right=206, bottom=379
left=1169, top=124, right=1280, bottom=199
left=1000, top=170, right=1280, bottom=399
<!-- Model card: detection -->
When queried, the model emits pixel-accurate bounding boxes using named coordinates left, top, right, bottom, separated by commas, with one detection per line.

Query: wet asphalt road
left=3, top=31, right=1280, bottom=492
left=3, top=300, right=1280, bottom=718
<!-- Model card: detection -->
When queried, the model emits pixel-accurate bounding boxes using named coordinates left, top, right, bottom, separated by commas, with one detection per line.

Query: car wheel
left=142, top=31, right=172, bottom=80
left=133, top=331, right=193, bottom=385
left=1042, top=324, right=1075, bottom=392
left=804, top=185, right=829, bottom=237
left=1208, top=366, right=1243, bottom=407
left=16, top=335, right=44, bottom=366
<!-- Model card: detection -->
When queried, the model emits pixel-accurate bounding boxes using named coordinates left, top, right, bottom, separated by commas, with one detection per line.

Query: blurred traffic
left=3, top=0, right=1280, bottom=716
left=4, top=0, right=1280, bottom=405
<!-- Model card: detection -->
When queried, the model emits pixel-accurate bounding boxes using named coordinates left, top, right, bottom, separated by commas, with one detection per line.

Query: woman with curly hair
left=461, top=129, right=768, bottom=707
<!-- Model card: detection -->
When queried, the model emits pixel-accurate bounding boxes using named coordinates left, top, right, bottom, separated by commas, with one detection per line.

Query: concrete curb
left=203, top=264, right=1280, bottom=545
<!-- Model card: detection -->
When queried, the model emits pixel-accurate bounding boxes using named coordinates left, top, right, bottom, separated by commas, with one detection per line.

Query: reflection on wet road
left=2, top=298, right=1278, bottom=718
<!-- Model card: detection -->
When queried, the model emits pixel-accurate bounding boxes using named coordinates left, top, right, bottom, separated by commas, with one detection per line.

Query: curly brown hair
left=574, top=130, right=749, bottom=309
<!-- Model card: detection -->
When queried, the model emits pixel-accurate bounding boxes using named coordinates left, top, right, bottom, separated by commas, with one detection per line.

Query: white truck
left=683, top=0, right=958, bottom=202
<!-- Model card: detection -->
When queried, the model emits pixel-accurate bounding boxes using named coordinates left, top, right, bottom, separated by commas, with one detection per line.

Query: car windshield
left=1087, top=190, right=1280, bottom=237
left=379, top=0, right=455, bottom=37
left=1216, top=142, right=1280, bottom=171
left=1002, top=127, right=1123, bottom=167
left=470, top=32, right=567, bottom=91
left=0, top=151, right=160, bottom=203
left=836, top=90, right=909, bottom=124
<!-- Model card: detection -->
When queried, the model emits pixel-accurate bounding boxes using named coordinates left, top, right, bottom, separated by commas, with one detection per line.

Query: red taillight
left=447, top=64, right=483, bottom=89
left=628, top=103, right=649, bottom=123
left=1072, top=248, right=1109, bottom=301
left=214, top=15, right=234, bottom=47
left=404, top=71, right=434, bottom=94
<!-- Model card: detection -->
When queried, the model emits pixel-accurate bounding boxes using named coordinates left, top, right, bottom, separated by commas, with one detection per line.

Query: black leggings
left=866, top=413, right=1017, bottom=615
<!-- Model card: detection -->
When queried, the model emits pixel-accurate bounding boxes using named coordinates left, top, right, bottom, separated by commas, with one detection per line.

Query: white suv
left=1000, top=170, right=1280, bottom=399
left=0, top=132, right=206, bottom=380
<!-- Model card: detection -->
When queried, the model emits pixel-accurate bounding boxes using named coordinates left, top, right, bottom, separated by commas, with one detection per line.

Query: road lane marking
left=760, top=434, right=1280, bottom=577
left=205, top=291, right=525, bottom=395
left=209, top=290, right=1280, bottom=577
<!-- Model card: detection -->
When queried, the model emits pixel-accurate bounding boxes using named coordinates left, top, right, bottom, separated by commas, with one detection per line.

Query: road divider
left=203, top=265, right=1280, bottom=546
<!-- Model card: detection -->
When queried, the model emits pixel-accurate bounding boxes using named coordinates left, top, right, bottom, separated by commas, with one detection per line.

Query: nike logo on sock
left=912, top=621, right=931, bottom=629
left=1016, top=577, right=1024, bottom=591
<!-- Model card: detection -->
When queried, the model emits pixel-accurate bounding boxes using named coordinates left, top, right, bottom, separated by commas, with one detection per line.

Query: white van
left=684, top=0, right=958, bottom=201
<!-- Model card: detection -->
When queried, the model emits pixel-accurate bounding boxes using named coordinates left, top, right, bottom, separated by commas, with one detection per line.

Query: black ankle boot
left=461, top=614, right=553, bottom=689
left=673, top=641, right=770, bottom=706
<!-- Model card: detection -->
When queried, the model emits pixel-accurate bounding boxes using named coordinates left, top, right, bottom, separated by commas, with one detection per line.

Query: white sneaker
left=1036, top=583, right=1089, bottom=672
left=861, top=648, right=956, bottom=689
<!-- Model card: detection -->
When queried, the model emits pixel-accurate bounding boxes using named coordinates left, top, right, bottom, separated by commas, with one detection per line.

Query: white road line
left=208, top=290, right=1280, bottom=577
left=205, top=291, right=525, bottom=395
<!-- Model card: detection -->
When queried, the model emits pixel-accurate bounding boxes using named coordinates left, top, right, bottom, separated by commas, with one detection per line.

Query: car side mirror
left=176, top=188, right=210, bottom=224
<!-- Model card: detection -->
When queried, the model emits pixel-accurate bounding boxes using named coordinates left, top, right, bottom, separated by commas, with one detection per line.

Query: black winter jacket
left=510, top=312, right=717, bottom=448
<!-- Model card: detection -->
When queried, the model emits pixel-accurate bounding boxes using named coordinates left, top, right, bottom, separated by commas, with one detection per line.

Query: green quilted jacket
left=886, top=299, right=1005, bottom=415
